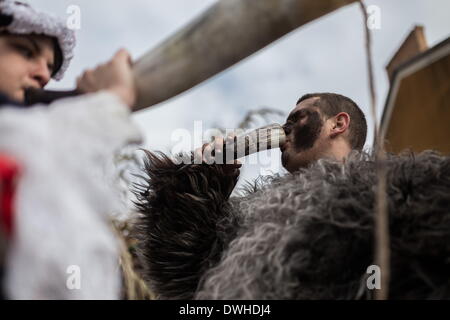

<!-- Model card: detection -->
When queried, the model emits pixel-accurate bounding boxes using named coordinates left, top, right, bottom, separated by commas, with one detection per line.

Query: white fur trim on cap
left=0, top=0, right=76, bottom=80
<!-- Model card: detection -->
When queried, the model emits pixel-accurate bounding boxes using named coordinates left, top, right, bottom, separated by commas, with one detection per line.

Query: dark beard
left=293, top=110, right=323, bottom=152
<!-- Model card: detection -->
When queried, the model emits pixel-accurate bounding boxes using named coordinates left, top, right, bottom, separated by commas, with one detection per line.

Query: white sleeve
left=0, top=92, right=142, bottom=300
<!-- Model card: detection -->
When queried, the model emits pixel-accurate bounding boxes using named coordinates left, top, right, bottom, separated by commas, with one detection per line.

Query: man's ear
left=330, top=112, right=350, bottom=138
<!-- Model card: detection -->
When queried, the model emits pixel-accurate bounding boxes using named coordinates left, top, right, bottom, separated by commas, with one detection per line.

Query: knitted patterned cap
left=0, top=0, right=76, bottom=80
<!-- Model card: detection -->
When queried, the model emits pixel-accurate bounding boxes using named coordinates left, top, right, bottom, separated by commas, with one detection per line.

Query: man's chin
left=281, top=152, right=295, bottom=172
left=282, top=152, right=311, bottom=173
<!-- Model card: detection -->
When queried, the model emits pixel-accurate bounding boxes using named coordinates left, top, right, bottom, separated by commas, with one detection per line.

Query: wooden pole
left=359, top=0, right=390, bottom=300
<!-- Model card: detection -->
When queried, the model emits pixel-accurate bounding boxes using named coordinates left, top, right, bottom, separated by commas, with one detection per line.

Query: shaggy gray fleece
left=134, top=150, right=450, bottom=300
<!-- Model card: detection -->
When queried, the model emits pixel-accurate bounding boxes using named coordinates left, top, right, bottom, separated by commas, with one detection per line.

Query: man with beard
left=135, top=93, right=450, bottom=300
left=279, top=93, right=366, bottom=172
left=198, top=93, right=366, bottom=178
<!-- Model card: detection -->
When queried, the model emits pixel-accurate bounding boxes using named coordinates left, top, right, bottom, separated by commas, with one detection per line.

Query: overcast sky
left=32, top=0, right=450, bottom=185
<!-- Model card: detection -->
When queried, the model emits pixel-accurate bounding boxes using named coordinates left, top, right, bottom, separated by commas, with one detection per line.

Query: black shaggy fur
left=134, top=150, right=450, bottom=300
left=133, top=151, right=240, bottom=299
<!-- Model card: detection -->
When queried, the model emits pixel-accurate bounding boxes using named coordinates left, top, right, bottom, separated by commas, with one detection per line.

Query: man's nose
left=30, top=59, right=51, bottom=88
left=282, top=123, right=292, bottom=135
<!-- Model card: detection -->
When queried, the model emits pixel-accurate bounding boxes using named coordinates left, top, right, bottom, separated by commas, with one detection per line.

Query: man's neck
left=323, top=139, right=352, bottom=163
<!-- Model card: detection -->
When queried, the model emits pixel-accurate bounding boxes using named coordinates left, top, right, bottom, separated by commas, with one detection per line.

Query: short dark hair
left=297, top=93, right=367, bottom=150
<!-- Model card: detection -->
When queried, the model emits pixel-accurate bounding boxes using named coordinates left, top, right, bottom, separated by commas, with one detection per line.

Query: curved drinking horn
left=207, top=123, right=287, bottom=162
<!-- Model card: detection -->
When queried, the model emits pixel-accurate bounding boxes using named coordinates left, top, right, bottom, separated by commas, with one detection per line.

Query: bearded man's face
left=281, top=97, right=328, bottom=173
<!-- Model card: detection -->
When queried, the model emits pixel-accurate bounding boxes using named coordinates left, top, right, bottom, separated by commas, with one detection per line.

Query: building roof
left=380, top=35, right=450, bottom=154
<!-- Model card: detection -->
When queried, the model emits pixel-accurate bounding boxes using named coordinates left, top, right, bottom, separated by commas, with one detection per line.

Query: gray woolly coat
left=134, top=151, right=450, bottom=300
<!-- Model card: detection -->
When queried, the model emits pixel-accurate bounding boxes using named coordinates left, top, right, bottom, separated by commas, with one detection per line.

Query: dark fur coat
left=134, top=151, right=450, bottom=300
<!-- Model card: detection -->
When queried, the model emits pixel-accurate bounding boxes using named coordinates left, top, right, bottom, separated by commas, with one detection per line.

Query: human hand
left=194, top=135, right=242, bottom=177
left=76, top=49, right=136, bottom=108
